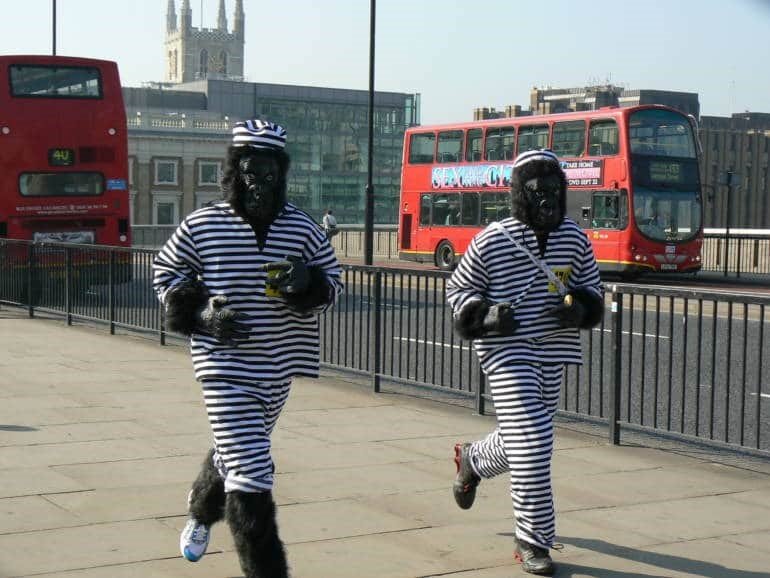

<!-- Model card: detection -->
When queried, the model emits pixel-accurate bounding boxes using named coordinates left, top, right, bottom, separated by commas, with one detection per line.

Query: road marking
left=593, top=328, right=670, bottom=339
left=698, top=384, right=770, bottom=399
left=393, top=336, right=472, bottom=351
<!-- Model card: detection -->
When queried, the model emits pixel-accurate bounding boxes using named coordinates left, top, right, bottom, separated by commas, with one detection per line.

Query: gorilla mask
left=238, top=154, right=283, bottom=223
left=510, top=150, right=567, bottom=234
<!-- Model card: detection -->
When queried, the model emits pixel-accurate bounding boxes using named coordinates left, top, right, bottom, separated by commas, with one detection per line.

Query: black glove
left=549, top=294, right=586, bottom=328
left=482, top=302, right=519, bottom=335
left=548, top=286, right=605, bottom=329
left=265, top=256, right=310, bottom=295
left=195, top=295, right=250, bottom=345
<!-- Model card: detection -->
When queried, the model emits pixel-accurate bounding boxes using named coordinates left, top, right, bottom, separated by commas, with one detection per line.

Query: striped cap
left=232, top=119, right=287, bottom=150
left=512, top=148, right=559, bottom=169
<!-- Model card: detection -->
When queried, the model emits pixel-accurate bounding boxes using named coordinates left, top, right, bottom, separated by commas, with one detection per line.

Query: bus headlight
left=1, top=126, right=10, bottom=135
left=108, top=128, right=116, bottom=135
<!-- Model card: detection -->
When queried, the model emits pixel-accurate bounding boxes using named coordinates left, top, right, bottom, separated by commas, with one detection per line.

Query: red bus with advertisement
left=0, top=55, right=131, bottom=290
left=398, top=105, right=703, bottom=276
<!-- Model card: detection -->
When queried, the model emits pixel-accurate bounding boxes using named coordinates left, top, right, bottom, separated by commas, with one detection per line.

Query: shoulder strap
left=489, top=222, right=567, bottom=296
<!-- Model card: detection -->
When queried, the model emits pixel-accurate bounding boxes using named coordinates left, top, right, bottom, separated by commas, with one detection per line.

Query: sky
left=1, top=0, right=768, bottom=124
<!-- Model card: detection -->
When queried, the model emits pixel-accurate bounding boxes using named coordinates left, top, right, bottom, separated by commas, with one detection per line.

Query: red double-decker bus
left=398, top=105, right=703, bottom=276
left=0, top=55, right=130, bottom=248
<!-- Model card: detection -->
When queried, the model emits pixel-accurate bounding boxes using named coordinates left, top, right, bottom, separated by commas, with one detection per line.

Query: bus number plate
left=660, top=263, right=678, bottom=271
left=49, top=148, right=75, bottom=166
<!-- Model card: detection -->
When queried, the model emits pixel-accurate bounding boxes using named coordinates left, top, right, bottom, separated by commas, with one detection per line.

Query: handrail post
left=609, top=287, right=623, bottom=444
left=476, top=367, right=486, bottom=415
left=27, top=244, right=35, bottom=318
left=109, top=251, right=116, bottom=334
left=65, top=247, right=72, bottom=325
left=372, top=270, right=382, bottom=392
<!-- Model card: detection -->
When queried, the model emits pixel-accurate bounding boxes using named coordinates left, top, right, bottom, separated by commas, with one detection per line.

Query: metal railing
left=133, top=225, right=769, bottom=276
left=2, top=239, right=768, bottom=457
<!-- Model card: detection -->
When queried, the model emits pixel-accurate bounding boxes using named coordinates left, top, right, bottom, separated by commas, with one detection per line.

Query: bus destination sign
left=648, top=160, right=683, bottom=184
left=48, top=148, right=75, bottom=167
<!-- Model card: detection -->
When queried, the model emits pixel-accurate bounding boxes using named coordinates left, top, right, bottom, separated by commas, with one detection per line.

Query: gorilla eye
left=264, top=174, right=275, bottom=183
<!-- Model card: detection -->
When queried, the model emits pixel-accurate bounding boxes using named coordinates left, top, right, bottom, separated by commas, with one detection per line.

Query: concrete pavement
left=1, top=306, right=769, bottom=578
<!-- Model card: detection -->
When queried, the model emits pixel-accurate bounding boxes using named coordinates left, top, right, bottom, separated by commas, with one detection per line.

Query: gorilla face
left=523, top=174, right=564, bottom=231
left=510, top=158, right=567, bottom=234
left=237, top=155, right=283, bottom=223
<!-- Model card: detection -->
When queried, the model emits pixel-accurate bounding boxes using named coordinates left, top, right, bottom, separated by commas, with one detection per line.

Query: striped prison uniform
left=446, top=217, right=602, bottom=549
left=153, top=202, right=343, bottom=493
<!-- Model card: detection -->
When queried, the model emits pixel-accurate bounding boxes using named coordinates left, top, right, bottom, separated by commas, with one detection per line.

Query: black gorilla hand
left=196, top=295, right=251, bottom=345
left=548, top=286, right=604, bottom=329
left=454, top=299, right=518, bottom=340
left=265, top=256, right=310, bottom=295
left=549, top=294, right=586, bottom=328
left=482, top=302, right=519, bottom=335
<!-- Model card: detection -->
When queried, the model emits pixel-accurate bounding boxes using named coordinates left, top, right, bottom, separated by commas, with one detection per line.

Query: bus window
left=480, top=193, right=510, bottom=225
left=437, top=130, right=463, bottom=163
left=20, top=172, right=104, bottom=196
left=461, top=192, right=480, bottom=225
left=419, top=194, right=431, bottom=226
left=552, top=121, right=585, bottom=157
left=409, top=133, right=435, bottom=164
left=588, top=120, right=619, bottom=156
left=433, top=193, right=461, bottom=225
left=591, top=192, right=627, bottom=229
left=465, top=129, right=483, bottom=162
left=484, top=127, right=515, bottom=161
left=10, top=65, right=102, bottom=98
left=517, top=125, right=549, bottom=153
left=629, top=109, right=696, bottom=158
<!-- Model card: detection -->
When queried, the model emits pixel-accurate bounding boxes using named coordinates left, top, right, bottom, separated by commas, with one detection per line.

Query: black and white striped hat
left=232, top=119, right=287, bottom=150
left=512, top=148, right=560, bottom=169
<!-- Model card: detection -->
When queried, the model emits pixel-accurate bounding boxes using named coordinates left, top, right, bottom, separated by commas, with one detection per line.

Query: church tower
left=164, top=0, right=245, bottom=84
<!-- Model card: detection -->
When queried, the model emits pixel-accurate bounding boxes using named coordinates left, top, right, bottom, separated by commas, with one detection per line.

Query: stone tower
left=164, top=0, right=245, bottom=84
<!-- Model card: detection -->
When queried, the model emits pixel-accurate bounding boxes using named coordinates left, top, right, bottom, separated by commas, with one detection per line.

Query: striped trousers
left=469, top=362, right=562, bottom=549
left=201, top=379, right=292, bottom=494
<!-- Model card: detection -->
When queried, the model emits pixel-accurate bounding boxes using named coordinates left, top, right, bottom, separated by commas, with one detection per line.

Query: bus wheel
left=435, top=241, right=456, bottom=271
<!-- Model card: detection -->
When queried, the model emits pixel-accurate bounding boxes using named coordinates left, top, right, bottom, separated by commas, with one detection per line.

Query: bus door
left=587, top=190, right=628, bottom=267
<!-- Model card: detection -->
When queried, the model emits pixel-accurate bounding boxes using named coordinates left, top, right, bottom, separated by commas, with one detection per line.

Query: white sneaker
left=180, top=517, right=210, bottom=562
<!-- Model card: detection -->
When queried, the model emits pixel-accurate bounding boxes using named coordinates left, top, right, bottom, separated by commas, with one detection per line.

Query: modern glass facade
left=124, top=79, right=419, bottom=225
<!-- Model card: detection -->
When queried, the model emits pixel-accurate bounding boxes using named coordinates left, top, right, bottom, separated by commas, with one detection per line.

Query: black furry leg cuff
left=283, top=266, right=333, bottom=313
left=164, top=280, right=209, bottom=336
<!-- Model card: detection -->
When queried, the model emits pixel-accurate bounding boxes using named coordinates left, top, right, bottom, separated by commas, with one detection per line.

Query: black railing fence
left=2, top=239, right=768, bottom=457
left=133, top=225, right=770, bottom=276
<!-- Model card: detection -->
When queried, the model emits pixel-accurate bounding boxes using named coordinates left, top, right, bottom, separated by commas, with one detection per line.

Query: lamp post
left=52, top=0, right=57, bottom=55
left=363, top=0, right=376, bottom=265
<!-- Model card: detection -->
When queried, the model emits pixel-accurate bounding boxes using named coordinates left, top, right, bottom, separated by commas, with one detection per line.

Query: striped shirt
left=153, top=202, right=343, bottom=383
left=446, top=217, right=602, bottom=372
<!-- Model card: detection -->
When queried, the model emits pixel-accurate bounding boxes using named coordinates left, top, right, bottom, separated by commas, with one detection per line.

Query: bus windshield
left=629, top=109, right=696, bottom=158
left=634, top=188, right=702, bottom=242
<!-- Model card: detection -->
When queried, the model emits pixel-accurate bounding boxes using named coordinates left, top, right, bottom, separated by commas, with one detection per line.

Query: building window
left=152, top=193, right=181, bottom=224
left=198, top=160, right=222, bottom=185
left=195, top=191, right=222, bottom=209
left=199, top=49, right=209, bottom=78
left=154, top=159, right=178, bottom=185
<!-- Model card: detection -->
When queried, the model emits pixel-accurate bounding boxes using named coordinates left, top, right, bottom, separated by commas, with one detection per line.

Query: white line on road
left=593, top=328, right=670, bottom=339
left=393, top=336, right=472, bottom=351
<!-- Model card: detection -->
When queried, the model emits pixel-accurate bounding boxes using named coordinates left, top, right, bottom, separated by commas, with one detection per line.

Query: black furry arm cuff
left=453, top=298, right=491, bottom=340
left=282, top=266, right=333, bottom=314
left=572, top=286, right=604, bottom=329
left=164, top=280, right=209, bottom=336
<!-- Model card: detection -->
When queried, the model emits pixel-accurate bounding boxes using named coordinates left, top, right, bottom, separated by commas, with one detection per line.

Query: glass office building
left=124, top=79, right=419, bottom=225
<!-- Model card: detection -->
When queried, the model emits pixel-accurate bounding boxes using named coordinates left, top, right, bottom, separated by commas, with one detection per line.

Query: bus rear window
left=409, top=133, right=436, bottom=164
left=10, top=65, right=102, bottom=98
left=20, top=173, right=104, bottom=196
left=629, top=109, right=696, bottom=158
